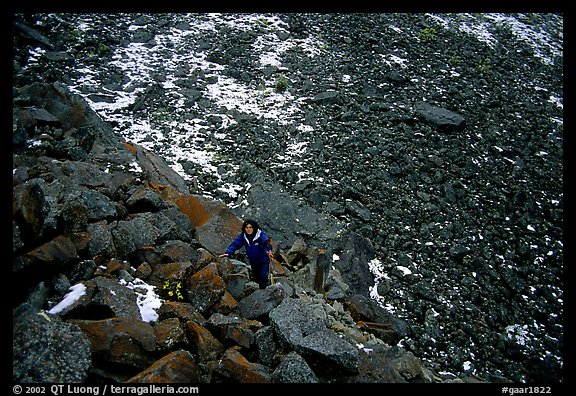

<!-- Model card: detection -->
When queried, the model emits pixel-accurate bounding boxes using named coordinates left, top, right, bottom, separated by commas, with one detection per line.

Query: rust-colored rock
left=69, top=317, right=156, bottom=370
left=209, top=290, right=238, bottom=316
left=15, top=235, right=78, bottom=272
left=154, top=317, right=187, bottom=354
left=184, top=320, right=224, bottom=363
left=211, top=346, right=270, bottom=383
left=185, top=263, right=226, bottom=313
left=157, top=301, right=206, bottom=326
left=125, top=350, right=201, bottom=383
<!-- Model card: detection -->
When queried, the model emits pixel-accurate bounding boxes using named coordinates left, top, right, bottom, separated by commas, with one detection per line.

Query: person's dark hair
left=242, top=219, right=259, bottom=232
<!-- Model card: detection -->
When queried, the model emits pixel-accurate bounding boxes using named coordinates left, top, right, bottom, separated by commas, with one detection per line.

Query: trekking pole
left=269, top=258, right=275, bottom=285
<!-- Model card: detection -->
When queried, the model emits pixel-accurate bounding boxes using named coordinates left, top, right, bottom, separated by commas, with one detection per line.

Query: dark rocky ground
left=13, top=13, right=563, bottom=382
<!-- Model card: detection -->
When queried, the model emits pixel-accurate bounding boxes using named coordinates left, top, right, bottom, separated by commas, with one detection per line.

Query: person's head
left=242, top=219, right=259, bottom=235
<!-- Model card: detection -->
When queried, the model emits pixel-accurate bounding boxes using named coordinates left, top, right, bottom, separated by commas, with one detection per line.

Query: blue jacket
left=225, top=229, right=272, bottom=265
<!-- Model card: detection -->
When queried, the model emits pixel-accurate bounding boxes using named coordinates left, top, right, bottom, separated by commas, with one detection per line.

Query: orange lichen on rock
left=123, top=141, right=137, bottom=155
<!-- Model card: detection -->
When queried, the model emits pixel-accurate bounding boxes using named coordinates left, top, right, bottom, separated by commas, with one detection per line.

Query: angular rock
left=185, top=263, right=226, bottom=313
left=210, top=346, right=271, bottom=383
left=174, top=194, right=243, bottom=254
left=184, top=320, right=225, bottom=364
left=269, top=298, right=328, bottom=350
left=295, top=329, right=359, bottom=376
left=126, top=350, right=201, bottom=383
left=331, top=231, right=375, bottom=298
left=69, top=317, right=156, bottom=372
left=157, top=300, right=206, bottom=326
left=126, top=187, right=168, bottom=213
left=235, top=283, right=288, bottom=320
left=414, top=102, right=466, bottom=133
left=254, top=326, right=276, bottom=367
left=13, top=303, right=92, bottom=383
left=154, top=317, right=187, bottom=354
left=14, top=234, right=78, bottom=273
left=12, top=179, right=50, bottom=243
left=345, top=293, right=408, bottom=345
left=271, top=351, right=319, bottom=383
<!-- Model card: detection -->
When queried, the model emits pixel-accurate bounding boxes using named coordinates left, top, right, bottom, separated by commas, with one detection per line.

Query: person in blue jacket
left=219, top=219, right=273, bottom=289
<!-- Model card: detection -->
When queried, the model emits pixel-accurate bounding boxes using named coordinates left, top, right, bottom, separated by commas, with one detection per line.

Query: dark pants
left=250, top=260, right=270, bottom=289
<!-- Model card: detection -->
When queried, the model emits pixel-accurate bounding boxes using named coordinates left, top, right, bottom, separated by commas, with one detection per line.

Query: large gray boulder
left=13, top=303, right=92, bottom=383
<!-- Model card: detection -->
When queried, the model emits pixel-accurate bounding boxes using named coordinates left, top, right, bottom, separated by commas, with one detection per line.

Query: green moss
left=418, top=27, right=437, bottom=42
left=274, top=73, right=289, bottom=93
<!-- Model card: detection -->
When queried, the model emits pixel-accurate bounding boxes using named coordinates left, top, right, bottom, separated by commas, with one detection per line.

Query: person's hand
left=219, top=253, right=229, bottom=258
left=267, top=251, right=274, bottom=258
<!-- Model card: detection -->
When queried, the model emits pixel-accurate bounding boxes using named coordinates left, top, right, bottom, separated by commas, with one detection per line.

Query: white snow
left=47, top=283, right=87, bottom=315
left=48, top=278, right=163, bottom=323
